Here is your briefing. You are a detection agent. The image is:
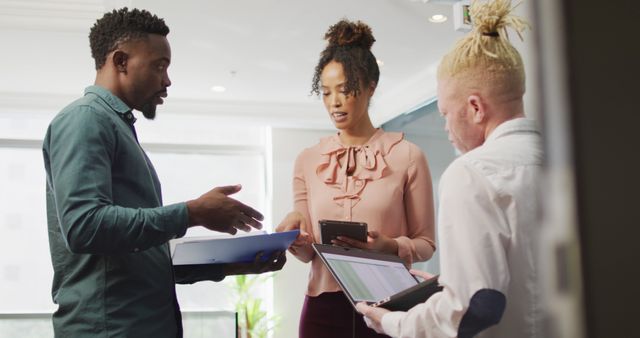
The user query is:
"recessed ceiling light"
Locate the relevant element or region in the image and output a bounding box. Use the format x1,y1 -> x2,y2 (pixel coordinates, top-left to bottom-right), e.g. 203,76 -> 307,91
376,59 -> 385,67
210,85 -> 226,93
429,14 -> 447,23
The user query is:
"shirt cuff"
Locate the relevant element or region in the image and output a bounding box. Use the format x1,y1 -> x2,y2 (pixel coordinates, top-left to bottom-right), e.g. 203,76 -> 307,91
381,311 -> 405,337
163,202 -> 189,239
173,264 -> 226,284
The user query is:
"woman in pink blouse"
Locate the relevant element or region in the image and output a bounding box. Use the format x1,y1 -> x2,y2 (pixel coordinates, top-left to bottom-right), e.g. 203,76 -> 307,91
276,19 -> 436,338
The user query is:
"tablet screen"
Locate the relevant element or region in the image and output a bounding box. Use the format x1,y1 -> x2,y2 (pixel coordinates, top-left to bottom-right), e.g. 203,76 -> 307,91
323,253 -> 418,302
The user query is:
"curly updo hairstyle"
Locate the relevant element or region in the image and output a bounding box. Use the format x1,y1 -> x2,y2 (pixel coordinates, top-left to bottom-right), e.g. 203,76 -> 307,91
89,7 -> 169,70
311,19 -> 380,97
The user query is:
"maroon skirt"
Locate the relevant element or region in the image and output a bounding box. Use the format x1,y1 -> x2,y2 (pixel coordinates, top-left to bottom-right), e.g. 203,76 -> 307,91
299,291 -> 389,338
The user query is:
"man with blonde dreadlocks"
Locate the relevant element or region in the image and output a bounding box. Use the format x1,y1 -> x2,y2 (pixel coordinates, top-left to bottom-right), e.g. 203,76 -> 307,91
357,0 -> 543,337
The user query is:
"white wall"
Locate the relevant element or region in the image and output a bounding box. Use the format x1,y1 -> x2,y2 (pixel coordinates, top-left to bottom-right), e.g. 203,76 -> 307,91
270,127 -> 332,338
381,102 -> 458,275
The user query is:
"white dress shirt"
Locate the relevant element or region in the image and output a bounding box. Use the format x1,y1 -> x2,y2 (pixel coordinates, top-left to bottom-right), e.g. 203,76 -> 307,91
381,118 -> 544,338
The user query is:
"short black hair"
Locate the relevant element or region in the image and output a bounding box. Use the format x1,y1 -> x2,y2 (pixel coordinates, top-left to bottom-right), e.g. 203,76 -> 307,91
311,19 -> 380,97
89,7 -> 169,69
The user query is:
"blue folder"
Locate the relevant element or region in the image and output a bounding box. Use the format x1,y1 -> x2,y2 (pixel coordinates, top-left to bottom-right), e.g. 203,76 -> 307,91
171,230 -> 300,265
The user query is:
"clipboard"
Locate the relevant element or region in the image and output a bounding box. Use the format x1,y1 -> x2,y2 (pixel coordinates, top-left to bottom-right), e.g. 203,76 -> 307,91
171,230 -> 299,265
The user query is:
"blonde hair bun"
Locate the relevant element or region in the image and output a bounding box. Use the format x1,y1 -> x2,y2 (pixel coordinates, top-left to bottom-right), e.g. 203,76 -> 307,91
471,0 -> 528,39
438,0 -> 530,93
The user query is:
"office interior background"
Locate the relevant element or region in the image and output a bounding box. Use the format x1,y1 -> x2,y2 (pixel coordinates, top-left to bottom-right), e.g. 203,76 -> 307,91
0,0 -> 637,337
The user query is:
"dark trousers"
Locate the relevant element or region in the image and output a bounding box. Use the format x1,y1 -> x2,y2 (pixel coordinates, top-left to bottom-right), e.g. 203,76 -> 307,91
299,291 -> 389,338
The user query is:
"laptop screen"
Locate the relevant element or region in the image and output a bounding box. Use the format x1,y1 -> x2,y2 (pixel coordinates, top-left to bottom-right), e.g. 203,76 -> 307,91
323,253 -> 418,302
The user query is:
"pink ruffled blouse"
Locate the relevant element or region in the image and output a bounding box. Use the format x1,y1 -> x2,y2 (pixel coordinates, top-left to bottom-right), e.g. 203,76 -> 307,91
292,129 -> 436,297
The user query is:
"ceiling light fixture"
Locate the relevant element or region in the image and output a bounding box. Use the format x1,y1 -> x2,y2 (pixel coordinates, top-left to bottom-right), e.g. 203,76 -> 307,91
210,85 -> 226,93
428,14 -> 448,23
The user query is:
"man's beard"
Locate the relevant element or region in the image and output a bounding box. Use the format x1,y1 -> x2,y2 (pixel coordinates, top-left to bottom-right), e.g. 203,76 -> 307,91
140,101 -> 156,120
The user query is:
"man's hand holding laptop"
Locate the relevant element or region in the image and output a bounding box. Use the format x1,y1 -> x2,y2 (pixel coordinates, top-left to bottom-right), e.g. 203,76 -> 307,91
356,268 -> 437,334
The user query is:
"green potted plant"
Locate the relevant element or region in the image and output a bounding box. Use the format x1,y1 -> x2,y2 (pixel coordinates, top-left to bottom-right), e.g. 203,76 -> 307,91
230,274 -> 281,338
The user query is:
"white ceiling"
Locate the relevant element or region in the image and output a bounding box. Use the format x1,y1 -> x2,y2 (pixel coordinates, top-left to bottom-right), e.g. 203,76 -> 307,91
0,0 -> 526,129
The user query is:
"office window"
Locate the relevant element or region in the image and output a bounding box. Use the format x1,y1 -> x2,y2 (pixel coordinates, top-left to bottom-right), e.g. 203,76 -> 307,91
146,149 -> 268,310
0,121 -> 270,316
0,146 -> 54,313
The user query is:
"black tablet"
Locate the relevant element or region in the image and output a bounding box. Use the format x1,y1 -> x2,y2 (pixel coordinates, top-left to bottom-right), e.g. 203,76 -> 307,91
319,219 -> 368,245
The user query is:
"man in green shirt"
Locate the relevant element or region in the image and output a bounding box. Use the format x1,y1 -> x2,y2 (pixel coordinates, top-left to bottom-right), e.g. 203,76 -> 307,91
42,7 -> 285,337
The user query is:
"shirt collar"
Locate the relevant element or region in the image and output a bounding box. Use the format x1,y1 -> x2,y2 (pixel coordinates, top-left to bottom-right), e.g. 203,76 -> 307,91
84,85 -> 136,124
485,117 -> 540,144
321,128 -> 403,156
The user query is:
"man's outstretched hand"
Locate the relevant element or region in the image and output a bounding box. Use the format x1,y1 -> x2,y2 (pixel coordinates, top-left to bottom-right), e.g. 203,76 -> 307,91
187,184 -> 263,234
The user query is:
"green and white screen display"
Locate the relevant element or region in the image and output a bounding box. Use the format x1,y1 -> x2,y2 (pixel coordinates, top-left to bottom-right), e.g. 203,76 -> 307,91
324,253 -> 417,302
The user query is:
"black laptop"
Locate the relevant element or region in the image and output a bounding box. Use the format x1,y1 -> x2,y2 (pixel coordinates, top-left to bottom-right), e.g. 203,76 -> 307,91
312,243 -> 443,311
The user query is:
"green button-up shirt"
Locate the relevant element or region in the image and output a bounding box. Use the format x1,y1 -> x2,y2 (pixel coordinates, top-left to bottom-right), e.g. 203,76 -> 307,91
43,86 -> 221,337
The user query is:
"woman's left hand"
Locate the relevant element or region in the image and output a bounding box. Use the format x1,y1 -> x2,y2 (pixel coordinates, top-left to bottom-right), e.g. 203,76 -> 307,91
333,230 -> 398,255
